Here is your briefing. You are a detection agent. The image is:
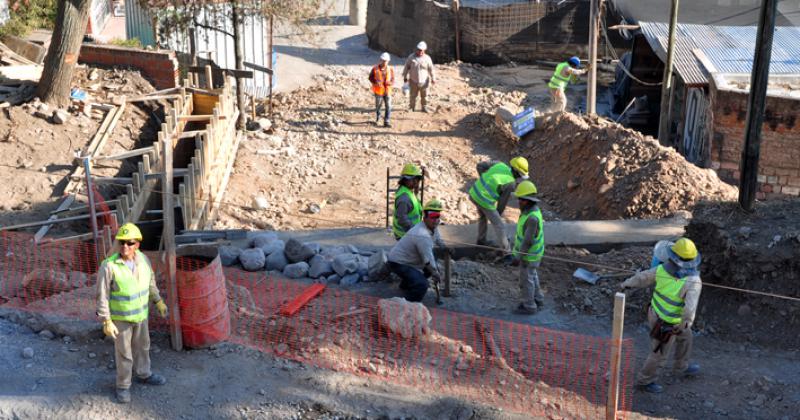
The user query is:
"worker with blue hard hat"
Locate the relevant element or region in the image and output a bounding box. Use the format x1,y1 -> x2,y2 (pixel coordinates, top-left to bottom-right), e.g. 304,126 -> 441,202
548,56 -> 589,113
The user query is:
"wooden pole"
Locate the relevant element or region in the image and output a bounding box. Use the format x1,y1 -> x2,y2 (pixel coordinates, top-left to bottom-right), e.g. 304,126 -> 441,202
188,25 -> 198,87
205,65 -> 214,90
231,1 -> 247,129
657,0 -> 680,143
385,167 -> 390,230
605,292 -> 626,420
453,0 -> 461,61
268,12 -> 274,115
739,0 -> 778,212
586,0 -> 601,115
162,135 -> 183,351
83,158 -> 103,264
443,252 -> 452,297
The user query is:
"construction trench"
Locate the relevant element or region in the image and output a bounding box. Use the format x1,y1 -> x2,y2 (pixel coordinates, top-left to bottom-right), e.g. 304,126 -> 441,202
1,60 -> 799,418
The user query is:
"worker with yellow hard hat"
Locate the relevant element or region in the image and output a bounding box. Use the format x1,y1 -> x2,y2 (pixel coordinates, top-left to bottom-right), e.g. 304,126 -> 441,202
468,156 -> 529,255
96,223 -> 168,403
392,163 -> 423,240
387,199 -> 447,302
511,181 -> 545,315
619,237 -> 703,394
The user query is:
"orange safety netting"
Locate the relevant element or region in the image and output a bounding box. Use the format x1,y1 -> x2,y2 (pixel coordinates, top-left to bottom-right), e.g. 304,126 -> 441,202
0,231 -> 634,418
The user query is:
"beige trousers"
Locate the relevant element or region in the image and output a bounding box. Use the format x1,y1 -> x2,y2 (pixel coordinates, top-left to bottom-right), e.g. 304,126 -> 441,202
113,319 -> 152,390
519,261 -> 544,310
549,88 -> 567,113
471,197 -> 510,252
636,308 -> 693,385
409,82 -> 428,111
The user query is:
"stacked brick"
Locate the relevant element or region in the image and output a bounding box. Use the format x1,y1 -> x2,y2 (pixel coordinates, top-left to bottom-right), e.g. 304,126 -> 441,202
78,44 -> 180,90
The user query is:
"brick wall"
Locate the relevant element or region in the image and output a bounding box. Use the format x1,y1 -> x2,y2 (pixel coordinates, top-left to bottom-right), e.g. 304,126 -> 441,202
79,44 -> 180,90
708,76 -> 800,199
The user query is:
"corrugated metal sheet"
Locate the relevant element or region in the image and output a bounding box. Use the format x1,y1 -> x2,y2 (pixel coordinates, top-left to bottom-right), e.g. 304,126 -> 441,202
125,0 -> 156,47
639,22 -> 800,86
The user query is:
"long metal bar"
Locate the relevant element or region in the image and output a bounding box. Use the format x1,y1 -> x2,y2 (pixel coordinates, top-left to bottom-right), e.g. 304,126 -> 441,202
657,0 -> 680,143
586,0 -> 600,115
739,0 -> 778,211
84,158 -> 103,264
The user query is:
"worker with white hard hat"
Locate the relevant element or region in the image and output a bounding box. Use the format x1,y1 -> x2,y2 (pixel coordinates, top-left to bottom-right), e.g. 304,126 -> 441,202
402,40 -> 436,113
369,52 -> 395,127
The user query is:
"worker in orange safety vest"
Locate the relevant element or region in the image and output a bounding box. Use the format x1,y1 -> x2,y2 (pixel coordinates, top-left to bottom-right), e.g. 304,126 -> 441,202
369,52 -> 395,127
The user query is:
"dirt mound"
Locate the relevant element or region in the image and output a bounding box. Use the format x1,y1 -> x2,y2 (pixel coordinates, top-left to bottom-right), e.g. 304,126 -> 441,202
687,200 -> 800,350
518,113 -> 738,219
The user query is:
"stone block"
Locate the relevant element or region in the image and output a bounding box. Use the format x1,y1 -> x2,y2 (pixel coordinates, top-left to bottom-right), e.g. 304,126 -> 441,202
265,250 -> 288,271
219,246 -> 241,266
377,297 -> 431,339
251,232 -> 279,248
239,249 -> 265,271
340,273 -> 360,286
308,255 -> 334,278
332,253 -> 359,276
283,262 -> 309,279
260,240 -> 285,257
284,238 -> 316,263
367,250 -> 389,281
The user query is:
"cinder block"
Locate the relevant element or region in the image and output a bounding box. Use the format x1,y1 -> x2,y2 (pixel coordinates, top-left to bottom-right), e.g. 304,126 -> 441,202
757,174 -> 766,183
782,186 -> 800,196
760,184 -> 773,193
767,176 -> 778,184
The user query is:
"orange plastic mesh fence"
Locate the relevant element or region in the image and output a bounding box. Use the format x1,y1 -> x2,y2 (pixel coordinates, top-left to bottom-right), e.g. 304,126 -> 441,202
0,231 -> 634,418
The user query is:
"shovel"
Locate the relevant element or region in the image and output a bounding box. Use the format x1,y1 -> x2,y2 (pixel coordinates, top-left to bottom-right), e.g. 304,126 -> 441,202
573,268 -> 630,285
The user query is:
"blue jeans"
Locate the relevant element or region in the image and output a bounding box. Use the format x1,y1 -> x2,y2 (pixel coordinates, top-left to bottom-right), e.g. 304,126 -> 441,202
375,94 -> 391,123
388,261 -> 428,302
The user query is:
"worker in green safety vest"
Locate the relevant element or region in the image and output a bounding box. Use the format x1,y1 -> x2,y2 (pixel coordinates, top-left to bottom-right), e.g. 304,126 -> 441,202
511,180 -> 545,315
96,223 -> 168,404
393,163 -> 423,240
468,156 -> 529,255
619,238 -> 703,394
548,56 -> 588,113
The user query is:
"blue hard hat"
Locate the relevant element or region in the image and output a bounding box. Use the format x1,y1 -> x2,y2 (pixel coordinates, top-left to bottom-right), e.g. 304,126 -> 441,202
568,56 -> 581,67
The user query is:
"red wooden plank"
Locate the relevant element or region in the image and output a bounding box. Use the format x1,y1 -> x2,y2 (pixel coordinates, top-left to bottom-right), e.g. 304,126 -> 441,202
279,284 -> 326,317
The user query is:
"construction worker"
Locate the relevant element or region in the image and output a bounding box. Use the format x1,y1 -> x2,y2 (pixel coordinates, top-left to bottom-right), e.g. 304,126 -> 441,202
468,156 -> 529,253
548,56 -> 588,113
96,223 -> 168,403
387,199 -> 446,302
369,52 -> 395,127
393,163 -> 423,240
619,238 -> 702,393
511,181 -> 545,314
402,41 -> 436,113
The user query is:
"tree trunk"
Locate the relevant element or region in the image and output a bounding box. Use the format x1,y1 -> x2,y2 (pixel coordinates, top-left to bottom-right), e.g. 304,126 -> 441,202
37,0 -> 91,107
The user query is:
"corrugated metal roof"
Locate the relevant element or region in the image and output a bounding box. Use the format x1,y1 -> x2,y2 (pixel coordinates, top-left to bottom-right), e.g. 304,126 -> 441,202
638,22 -> 800,86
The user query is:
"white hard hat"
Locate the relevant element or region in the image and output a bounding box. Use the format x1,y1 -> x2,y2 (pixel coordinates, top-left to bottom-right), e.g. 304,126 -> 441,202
380,52 -> 391,62
416,41 -> 427,50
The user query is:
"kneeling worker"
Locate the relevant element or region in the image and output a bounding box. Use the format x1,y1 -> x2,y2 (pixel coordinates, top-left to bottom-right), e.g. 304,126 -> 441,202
387,199 -> 446,302
96,223 -> 168,403
392,163 -> 423,240
511,180 -> 545,314
619,238 -> 702,393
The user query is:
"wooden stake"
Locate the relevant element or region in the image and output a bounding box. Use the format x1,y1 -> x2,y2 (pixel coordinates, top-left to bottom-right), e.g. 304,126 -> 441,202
162,133 -> 183,351
606,292 -> 626,420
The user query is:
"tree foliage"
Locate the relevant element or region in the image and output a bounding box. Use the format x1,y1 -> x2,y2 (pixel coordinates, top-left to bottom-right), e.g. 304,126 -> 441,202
0,0 -> 58,37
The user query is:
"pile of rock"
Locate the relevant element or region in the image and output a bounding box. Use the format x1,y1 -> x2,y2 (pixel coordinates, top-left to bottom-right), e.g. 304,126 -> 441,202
219,233 -> 389,285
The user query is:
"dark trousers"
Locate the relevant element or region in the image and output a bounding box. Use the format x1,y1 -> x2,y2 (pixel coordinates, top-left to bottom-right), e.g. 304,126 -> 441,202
388,261 -> 428,302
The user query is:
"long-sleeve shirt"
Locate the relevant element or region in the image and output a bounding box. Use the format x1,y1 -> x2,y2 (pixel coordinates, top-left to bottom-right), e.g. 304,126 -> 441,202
476,160 -> 524,215
621,266 -> 702,329
402,53 -> 435,86
388,222 -> 443,275
96,252 -> 162,321
394,193 -> 417,234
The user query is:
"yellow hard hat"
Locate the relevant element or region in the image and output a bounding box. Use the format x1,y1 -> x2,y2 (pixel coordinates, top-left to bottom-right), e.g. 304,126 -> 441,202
115,223 -> 143,241
422,199 -> 443,212
510,156 -> 529,177
671,238 -> 698,260
514,180 -> 538,199
400,163 -> 423,178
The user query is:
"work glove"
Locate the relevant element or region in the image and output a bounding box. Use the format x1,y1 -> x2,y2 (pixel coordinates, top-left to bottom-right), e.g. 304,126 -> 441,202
617,283 -> 630,293
103,319 -> 118,339
155,300 -> 168,318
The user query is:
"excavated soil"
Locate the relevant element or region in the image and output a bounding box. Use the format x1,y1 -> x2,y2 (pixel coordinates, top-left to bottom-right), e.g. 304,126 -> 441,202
518,114 -> 738,220
686,200 -> 800,350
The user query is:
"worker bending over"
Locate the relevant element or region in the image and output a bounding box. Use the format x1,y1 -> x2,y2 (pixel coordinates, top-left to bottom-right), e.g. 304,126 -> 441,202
387,199 -> 446,302
619,238 -> 702,393
96,223 -> 168,404
511,180 -> 545,315
392,163 -> 423,240
468,156 -> 529,254
548,56 -> 588,113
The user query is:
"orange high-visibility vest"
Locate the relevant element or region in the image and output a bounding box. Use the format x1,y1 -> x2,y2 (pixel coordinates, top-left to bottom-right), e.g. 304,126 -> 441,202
370,65 -> 394,96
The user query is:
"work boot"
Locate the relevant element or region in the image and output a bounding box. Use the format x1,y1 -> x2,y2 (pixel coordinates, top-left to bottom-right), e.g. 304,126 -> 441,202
683,363 -> 700,376
513,303 -> 538,315
137,373 -> 167,386
535,299 -> 545,308
375,116 -> 381,126
640,382 -> 663,394
421,106 -> 428,113
384,120 -> 391,128
116,388 -> 131,404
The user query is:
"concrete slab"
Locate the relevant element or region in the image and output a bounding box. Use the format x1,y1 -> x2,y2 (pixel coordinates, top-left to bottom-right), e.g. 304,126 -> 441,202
237,215 -> 689,253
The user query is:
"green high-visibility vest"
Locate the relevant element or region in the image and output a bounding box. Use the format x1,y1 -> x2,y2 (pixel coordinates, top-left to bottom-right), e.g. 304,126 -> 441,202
548,62 -> 572,90
392,185 -> 422,239
651,265 -> 687,324
512,207 -> 544,263
104,251 -> 152,323
468,163 -> 515,210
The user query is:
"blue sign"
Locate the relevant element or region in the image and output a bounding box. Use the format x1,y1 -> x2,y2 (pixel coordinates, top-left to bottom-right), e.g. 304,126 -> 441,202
512,107 -> 535,137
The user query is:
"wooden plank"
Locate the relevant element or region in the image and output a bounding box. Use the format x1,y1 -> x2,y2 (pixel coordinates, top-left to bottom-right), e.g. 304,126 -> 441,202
162,128 -> 183,351
606,293 -> 626,420
188,65 -> 253,79
33,194 -> 76,243
0,211 -> 113,231
178,114 -> 227,122
204,113 -> 242,229
279,284 -> 326,317
64,105 -> 116,194
126,94 -> 181,103
243,61 -> 274,75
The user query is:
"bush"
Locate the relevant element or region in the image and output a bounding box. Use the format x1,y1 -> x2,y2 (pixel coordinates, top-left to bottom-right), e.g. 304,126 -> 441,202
0,0 -> 57,38
108,38 -> 143,48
